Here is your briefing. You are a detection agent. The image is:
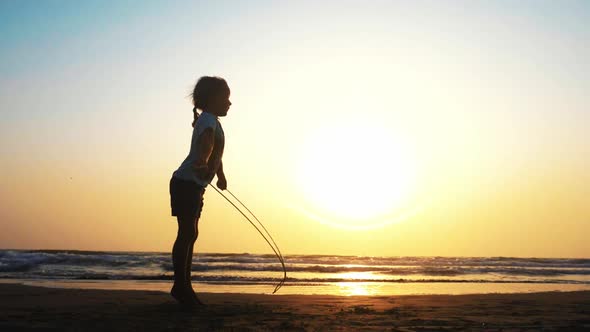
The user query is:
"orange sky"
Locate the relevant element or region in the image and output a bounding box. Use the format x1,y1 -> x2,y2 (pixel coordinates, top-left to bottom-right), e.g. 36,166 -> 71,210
1,1 -> 588,257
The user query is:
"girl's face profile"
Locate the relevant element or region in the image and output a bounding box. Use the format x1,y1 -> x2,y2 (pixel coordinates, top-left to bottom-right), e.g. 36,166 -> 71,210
208,90 -> 231,117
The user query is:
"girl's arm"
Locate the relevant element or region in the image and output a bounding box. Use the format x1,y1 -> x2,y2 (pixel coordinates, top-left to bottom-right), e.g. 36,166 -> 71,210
216,160 -> 227,190
216,161 -> 225,179
192,128 -> 214,177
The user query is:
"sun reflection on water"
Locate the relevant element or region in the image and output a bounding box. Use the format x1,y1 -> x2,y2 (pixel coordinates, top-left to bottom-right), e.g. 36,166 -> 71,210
336,272 -> 381,296
337,282 -> 378,296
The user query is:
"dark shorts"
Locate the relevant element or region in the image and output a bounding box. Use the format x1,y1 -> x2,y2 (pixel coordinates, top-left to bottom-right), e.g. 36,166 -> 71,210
169,176 -> 206,219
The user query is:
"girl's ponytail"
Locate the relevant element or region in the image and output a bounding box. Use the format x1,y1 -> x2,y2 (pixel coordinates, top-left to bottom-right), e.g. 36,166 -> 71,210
191,107 -> 199,127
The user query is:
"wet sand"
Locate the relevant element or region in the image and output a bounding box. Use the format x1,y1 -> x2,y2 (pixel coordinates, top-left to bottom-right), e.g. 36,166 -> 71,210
1,283 -> 589,331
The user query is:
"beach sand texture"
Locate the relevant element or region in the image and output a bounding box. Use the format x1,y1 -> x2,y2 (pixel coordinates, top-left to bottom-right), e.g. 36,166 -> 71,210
1,284 -> 589,331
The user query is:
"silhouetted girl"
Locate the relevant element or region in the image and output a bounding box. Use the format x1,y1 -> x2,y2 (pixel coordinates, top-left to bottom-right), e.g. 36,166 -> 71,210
169,76 -> 231,306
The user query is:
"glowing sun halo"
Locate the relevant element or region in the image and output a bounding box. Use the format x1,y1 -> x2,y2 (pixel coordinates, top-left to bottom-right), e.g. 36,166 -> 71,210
295,122 -> 418,229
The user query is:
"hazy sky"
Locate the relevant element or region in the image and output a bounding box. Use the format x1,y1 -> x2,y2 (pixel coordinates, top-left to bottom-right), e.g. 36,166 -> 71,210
1,0 -> 588,257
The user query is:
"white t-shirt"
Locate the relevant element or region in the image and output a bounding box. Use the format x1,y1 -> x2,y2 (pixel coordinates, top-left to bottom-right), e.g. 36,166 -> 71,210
173,111 -> 225,186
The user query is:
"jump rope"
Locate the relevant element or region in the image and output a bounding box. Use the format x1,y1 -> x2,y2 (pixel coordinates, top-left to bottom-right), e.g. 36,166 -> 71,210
208,185 -> 287,294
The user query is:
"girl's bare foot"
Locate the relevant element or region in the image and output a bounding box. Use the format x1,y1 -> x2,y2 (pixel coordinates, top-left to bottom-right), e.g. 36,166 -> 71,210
171,285 -> 199,307
191,289 -> 205,305
186,283 -> 205,305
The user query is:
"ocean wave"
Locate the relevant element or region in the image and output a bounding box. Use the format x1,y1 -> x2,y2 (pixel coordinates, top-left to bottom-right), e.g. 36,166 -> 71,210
0,250 -> 149,272
1,250 -> 589,281
3,250 -> 589,267
1,272 -> 588,285
152,263 -> 590,277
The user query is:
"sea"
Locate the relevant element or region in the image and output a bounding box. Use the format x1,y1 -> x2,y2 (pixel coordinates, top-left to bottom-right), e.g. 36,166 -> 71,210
1,250 -> 589,296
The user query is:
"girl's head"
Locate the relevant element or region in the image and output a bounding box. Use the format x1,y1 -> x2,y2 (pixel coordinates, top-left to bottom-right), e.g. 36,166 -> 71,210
191,76 -> 231,127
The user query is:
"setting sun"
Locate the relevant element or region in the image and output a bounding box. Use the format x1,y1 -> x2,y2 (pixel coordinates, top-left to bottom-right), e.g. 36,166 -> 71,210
294,121 -> 419,229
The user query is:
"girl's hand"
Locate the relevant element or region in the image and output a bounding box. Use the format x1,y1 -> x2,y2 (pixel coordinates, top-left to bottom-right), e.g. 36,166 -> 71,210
216,175 -> 227,190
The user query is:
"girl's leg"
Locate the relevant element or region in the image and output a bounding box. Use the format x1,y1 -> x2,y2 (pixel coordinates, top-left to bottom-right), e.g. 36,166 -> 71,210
184,188 -> 205,303
185,217 -> 199,284
171,215 -> 197,305
185,217 -> 204,304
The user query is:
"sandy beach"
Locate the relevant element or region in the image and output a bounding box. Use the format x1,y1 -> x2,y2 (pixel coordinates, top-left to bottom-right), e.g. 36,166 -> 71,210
0,283 -> 588,331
